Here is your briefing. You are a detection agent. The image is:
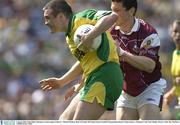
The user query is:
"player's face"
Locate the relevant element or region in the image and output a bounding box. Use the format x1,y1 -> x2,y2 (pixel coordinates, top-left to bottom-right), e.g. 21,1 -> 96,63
171,22 -> 180,45
43,9 -> 61,33
111,2 -> 131,26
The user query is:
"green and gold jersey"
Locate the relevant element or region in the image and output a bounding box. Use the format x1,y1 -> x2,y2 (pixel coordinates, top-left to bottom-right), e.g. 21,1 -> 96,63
65,9 -> 119,76
171,50 -> 180,101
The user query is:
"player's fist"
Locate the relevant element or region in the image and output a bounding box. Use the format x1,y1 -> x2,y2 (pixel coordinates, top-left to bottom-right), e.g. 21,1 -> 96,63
39,77 -> 64,91
64,86 -> 75,101
117,46 -> 126,56
164,91 -> 175,105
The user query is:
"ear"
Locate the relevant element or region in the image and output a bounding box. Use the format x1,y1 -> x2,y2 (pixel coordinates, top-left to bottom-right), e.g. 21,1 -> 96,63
57,13 -> 66,20
128,8 -> 135,16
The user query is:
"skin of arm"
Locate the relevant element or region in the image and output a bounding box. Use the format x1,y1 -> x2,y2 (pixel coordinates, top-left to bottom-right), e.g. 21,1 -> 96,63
78,12 -> 118,48
64,74 -> 85,100
40,61 -> 83,90
164,86 -> 176,105
122,52 -> 156,73
60,61 -> 83,85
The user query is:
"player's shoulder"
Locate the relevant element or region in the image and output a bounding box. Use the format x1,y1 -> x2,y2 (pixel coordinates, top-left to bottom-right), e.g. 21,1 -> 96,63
138,19 -> 157,35
75,9 -> 97,17
138,19 -> 161,48
75,9 -> 111,20
173,50 -> 179,57
77,9 -> 111,14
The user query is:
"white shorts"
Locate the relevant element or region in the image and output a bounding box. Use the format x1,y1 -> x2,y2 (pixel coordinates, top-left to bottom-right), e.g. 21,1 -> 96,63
116,78 -> 167,109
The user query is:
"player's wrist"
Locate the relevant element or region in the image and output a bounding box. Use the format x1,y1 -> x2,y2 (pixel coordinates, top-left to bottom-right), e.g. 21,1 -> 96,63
56,78 -> 66,88
77,42 -> 89,52
117,47 -> 124,56
74,84 -> 80,92
117,47 -> 131,57
85,32 -> 94,40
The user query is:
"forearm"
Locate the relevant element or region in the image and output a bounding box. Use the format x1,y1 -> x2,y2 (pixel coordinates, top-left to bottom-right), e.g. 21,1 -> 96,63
86,12 -> 118,39
164,87 -> 176,105
60,61 -> 83,85
74,74 -> 85,92
122,52 -> 156,73
169,86 -> 176,96
74,82 -> 85,92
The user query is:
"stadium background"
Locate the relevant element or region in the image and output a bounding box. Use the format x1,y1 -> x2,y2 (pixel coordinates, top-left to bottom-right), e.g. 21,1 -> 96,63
0,0 -> 179,120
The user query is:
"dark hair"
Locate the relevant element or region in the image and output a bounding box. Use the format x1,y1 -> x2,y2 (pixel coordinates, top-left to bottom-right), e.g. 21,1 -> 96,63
112,0 -> 137,16
43,0 -> 73,18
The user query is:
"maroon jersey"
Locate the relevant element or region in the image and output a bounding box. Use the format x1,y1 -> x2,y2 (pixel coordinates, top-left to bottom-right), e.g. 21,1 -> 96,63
110,18 -> 162,96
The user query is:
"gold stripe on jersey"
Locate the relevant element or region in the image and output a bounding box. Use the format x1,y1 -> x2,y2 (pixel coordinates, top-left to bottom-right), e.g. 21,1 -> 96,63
171,50 -> 180,77
171,50 -> 180,99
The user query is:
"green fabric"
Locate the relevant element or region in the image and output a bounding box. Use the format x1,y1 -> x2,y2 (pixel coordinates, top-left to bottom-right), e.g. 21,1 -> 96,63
65,15 -> 73,37
75,9 -> 111,20
65,9 -> 111,37
176,112 -> 180,120
175,50 -> 180,55
97,33 -> 110,62
80,62 -> 123,110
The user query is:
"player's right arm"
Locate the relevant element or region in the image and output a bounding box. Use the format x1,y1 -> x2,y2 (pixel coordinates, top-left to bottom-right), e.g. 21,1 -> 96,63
117,33 -> 160,73
40,61 -> 83,91
120,51 -> 156,73
79,12 -> 118,48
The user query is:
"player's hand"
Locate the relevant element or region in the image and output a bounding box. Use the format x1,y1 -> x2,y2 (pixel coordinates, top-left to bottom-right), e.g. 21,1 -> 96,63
77,34 -> 93,49
117,46 -> 126,56
76,34 -> 89,52
64,86 -> 75,101
164,92 -> 174,105
39,77 -> 64,91
80,34 -> 93,48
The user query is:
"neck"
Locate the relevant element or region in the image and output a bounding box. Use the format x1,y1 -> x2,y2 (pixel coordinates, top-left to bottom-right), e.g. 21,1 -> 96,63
120,17 -> 135,33
64,18 -> 69,32
60,17 -> 70,33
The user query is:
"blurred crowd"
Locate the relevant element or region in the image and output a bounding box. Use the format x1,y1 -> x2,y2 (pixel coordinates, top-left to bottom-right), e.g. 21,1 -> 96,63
0,0 -> 179,120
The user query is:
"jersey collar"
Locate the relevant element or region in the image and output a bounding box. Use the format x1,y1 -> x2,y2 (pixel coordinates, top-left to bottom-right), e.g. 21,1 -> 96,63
65,15 -> 73,37
115,18 -> 139,35
176,49 -> 180,55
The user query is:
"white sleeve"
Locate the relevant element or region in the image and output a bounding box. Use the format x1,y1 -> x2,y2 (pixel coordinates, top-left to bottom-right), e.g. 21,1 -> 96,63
140,34 -> 160,49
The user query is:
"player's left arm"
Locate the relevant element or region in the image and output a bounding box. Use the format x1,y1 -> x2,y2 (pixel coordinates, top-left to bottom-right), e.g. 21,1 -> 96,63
164,86 -> 176,105
40,61 -> 83,91
80,12 -> 118,47
119,33 -> 160,73
64,74 -> 85,101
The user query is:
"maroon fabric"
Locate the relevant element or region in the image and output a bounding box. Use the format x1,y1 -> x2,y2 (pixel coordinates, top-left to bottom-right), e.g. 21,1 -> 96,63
159,95 -> 163,111
110,19 -> 162,96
